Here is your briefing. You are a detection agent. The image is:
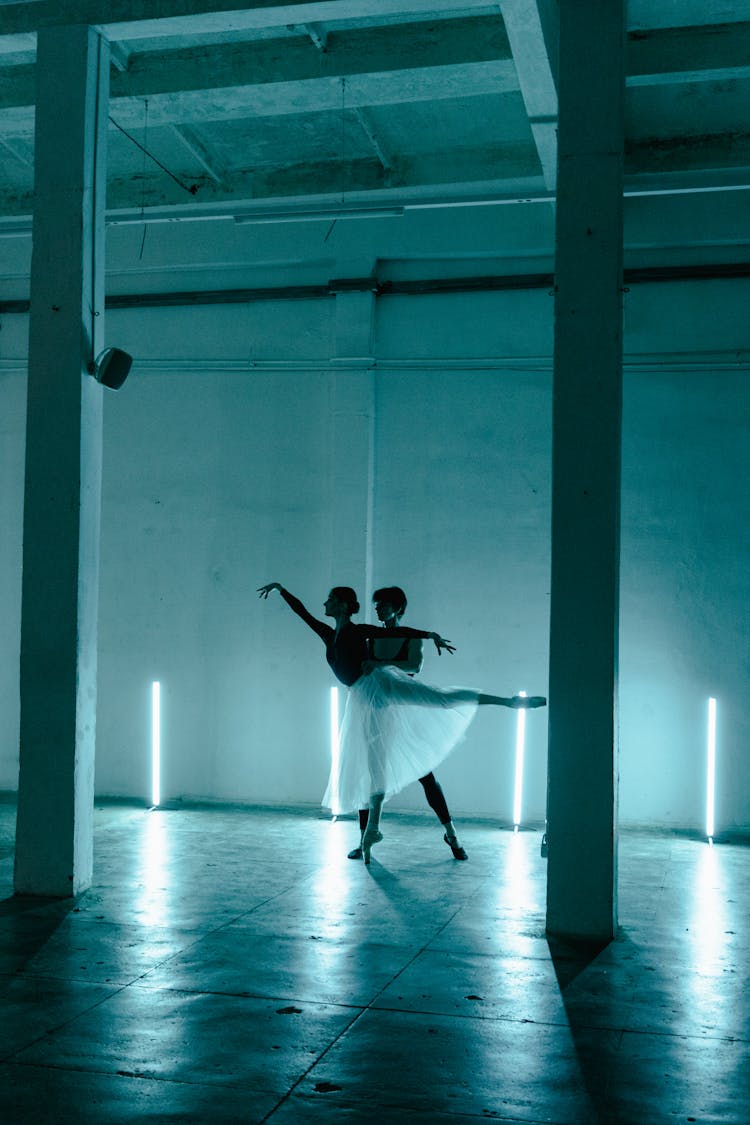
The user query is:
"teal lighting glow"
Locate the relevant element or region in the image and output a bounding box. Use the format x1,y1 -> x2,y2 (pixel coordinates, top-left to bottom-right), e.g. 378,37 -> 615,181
151,681 -> 161,808
513,691 -> 527,830
329,686 -> 341,817
706,697 -> 717,842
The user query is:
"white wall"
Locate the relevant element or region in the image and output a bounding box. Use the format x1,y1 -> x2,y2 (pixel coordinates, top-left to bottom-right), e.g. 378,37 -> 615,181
1,276 -> 748,832
618,280 -> 750,832
370,362 -> 551,819
620,368 -> 750,830
97,358 -> 336,806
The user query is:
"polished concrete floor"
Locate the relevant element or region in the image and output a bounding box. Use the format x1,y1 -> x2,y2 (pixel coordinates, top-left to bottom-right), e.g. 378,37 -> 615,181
0,800 -> 748,1124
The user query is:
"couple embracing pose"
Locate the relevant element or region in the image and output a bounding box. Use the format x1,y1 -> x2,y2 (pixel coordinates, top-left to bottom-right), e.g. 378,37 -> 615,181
258,581 -> 545,864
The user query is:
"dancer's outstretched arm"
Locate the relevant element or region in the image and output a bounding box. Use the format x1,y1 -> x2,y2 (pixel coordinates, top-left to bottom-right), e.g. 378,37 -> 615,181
363,623 -> 455,656
257,582 -> 332,642
259,583 -> 453,655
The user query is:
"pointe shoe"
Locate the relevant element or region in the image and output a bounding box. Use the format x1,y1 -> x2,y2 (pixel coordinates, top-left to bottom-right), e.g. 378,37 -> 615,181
362,828 -> 383,865
347,845 -> 363,860
512,695 -> 546,708
444,833 -> 468,860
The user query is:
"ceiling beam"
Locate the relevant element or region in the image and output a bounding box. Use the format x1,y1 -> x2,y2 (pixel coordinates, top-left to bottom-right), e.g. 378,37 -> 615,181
627,0 -> 750,32
109,40 -> 132,72
0,31 -> 35,63
100,140 -> 750,215
0,0 -> 502,40
501,0 -> 557,190
0,58 -> 519,135
169,124 -> 227,184
302,23 -> 327,53
0,134 -> 31,169
626,132 -> 750,176
0,14 -> 510,99
104,140 -> 542,210
0,14 -> 514,134
627,21 -> 750,83
627,65 -> 750,89
353,107 -> 392,173
113,14 -> 509,94
1,138 -> 543,216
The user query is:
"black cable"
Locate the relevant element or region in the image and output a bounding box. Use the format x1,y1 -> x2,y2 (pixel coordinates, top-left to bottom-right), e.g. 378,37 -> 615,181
109,114 -> 199,196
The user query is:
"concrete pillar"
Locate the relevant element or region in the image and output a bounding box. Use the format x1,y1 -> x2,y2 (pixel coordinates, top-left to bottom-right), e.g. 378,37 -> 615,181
14,26 -> 109,897
545,1 -> 625,940
328,287 -> 376,611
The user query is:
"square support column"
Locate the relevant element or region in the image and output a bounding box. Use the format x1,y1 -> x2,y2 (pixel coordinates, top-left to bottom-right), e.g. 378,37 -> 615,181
545,1 -> 625,941
14,26 -> 109,897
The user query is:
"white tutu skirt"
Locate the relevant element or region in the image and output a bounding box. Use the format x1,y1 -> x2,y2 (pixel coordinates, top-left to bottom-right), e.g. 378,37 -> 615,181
322,666 -> 480,815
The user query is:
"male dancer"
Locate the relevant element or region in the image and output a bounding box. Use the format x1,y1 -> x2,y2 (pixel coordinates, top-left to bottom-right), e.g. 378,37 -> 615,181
347,585 -> 470,861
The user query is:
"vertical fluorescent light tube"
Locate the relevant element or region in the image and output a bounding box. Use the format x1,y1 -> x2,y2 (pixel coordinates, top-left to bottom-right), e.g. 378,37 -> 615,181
513,691 -> 527,831
329,686 -> 340,818
706,697 -> 717,842
151,681 -> 161,808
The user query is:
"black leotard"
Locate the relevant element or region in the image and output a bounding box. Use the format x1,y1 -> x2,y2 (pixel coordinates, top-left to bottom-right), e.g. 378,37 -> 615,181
279,588 -> 431,687
370,633 -> 412,663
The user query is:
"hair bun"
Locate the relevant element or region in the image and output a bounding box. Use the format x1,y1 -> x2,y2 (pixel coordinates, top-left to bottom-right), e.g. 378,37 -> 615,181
331,586 -> 360,615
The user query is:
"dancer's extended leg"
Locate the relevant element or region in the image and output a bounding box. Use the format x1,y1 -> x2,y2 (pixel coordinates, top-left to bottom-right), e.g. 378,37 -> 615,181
477,693 -> 547,707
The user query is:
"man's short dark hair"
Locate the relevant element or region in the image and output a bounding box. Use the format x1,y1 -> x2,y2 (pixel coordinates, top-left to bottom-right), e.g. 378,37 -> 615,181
373,586 -> 407,617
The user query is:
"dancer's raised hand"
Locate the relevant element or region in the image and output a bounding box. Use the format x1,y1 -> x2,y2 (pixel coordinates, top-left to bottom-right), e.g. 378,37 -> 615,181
258,582 -> 282,599
430,633 -> 456,655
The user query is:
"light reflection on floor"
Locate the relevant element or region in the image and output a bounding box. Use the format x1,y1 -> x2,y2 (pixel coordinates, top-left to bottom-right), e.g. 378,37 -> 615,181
1,805 -> 748,1123
688,843 -> 727,977
136,809 -> 170,928
495,828 -> 540,917
682,841 -> 737,1037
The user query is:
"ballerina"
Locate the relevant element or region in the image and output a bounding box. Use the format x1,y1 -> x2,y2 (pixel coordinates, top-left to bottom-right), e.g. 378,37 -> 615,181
346,585 -> 471,862
258,582 -> 545,863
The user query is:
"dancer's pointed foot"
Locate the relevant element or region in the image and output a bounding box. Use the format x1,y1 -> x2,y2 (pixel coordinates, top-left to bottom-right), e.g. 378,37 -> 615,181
347,845 -> 363,860
362,828 -> 383,865
511,695 -> 546,708
444,833 -> 468,860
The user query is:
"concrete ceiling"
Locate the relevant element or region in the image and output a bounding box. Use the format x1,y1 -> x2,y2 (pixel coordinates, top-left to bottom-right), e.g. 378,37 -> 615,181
0,0 -> 749,308
1,0 -> 750,226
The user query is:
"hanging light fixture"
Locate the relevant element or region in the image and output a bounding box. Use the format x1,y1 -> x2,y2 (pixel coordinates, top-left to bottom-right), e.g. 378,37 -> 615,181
88,346 -> 133,390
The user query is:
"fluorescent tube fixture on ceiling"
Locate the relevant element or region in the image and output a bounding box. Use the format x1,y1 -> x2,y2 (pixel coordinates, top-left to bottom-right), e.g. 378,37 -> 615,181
234,204 -> 405,225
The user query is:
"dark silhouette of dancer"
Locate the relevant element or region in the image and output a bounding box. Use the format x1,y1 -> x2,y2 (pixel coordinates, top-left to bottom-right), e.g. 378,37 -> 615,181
347,586 -> 470,861
258,582 -> 545,863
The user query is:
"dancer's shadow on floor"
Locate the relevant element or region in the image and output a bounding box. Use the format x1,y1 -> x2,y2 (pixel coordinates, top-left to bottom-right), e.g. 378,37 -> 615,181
363,857 -> 403,892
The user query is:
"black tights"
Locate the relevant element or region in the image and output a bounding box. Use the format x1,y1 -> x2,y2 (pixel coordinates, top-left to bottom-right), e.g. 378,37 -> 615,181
357,772 -> 451,831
